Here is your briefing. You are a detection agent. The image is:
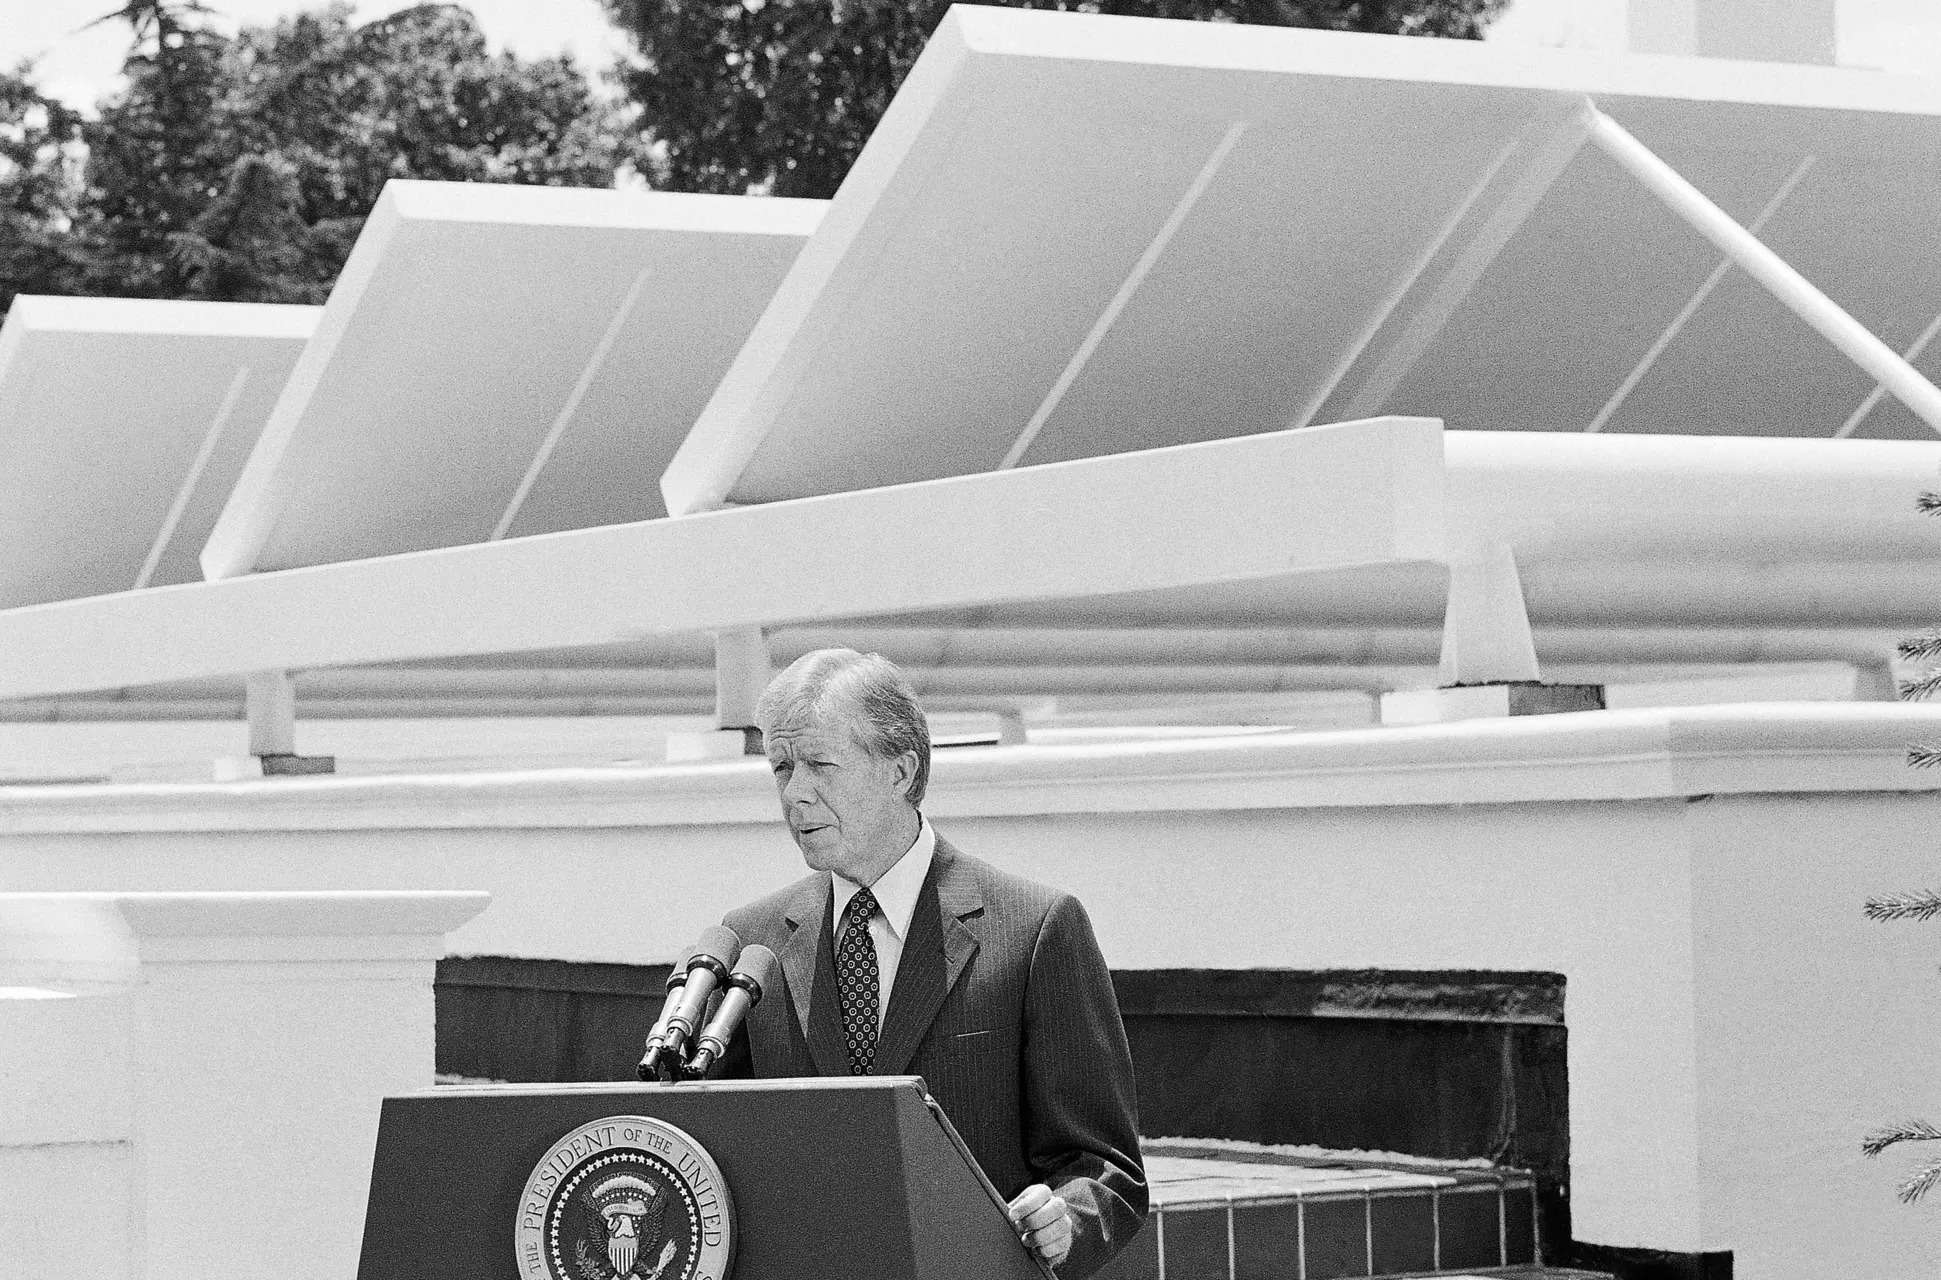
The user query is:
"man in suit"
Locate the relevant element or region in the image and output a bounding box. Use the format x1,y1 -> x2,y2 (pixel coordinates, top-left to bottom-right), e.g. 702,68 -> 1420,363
719,648 -> 1146,1279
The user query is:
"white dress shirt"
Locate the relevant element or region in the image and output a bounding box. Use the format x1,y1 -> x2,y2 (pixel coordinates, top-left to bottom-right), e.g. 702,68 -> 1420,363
831,817 -> 936,1032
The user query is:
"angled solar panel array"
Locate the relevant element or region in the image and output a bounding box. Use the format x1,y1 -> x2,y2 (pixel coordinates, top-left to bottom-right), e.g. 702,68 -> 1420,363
5,7 -> 1941,706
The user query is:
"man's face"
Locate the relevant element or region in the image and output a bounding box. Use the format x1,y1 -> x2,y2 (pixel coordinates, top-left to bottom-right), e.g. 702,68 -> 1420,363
764,710 -> 916,885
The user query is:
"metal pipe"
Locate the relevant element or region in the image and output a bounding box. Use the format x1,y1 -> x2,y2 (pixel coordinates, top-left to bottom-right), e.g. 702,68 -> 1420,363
1587,109 -> 1941,437
0,644 -> 1901,723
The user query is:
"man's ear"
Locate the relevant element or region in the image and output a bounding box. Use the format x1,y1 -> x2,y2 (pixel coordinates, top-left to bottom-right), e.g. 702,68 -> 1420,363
891,750 -> 919,798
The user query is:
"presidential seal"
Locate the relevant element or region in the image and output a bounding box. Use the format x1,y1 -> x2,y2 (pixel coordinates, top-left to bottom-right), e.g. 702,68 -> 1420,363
516,1115 -> 734,1280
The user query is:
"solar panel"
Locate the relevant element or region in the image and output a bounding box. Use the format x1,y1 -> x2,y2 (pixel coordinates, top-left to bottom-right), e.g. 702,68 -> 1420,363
1366,116 -> 1941,441
660,6 -> 1941,516
201,181 -> 821,579
0,295 -> 315,608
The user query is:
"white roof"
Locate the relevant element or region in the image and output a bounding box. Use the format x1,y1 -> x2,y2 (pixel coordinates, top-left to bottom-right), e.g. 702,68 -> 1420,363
200,181 -> 822,579
0,295 -> 315,608
661,5 -> 1941,516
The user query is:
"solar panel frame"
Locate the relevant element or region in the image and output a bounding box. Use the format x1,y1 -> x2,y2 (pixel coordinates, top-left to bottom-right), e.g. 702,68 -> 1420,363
0,295 -> 316,609
199,180 -> 823,579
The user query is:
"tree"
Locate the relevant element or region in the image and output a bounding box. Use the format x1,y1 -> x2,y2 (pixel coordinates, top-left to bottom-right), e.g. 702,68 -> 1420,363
78,1 -> 236,300
601,0 -> 1510,199
1,1 -> 628,318
168,151 -> 328,302
0,67 -> 92,311
215,4 -> 627,233
156,2 -> 628,302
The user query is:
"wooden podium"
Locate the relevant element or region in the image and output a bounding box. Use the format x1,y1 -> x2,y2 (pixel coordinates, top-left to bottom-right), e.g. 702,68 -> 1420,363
356,1076 -> 1050,1280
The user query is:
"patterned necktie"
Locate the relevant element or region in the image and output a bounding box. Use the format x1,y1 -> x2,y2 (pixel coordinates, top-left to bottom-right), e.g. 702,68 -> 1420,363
836,886 -> 881,1075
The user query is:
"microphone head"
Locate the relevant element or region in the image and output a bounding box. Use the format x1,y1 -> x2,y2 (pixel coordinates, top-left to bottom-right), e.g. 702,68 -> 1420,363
690,924 -> 742,971
732,944 -> 778,1003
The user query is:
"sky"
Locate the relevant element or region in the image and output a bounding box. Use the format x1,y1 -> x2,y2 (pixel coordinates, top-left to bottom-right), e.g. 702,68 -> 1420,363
0,0 -> 1938,112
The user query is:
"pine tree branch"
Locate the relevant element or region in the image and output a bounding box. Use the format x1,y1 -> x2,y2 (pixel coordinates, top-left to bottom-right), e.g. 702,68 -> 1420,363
1900,634 -> 1941,663
1900,671 -> 1941,703
1863,1119 -> 1941,1157
163,228 -> 218,270
1920,490 -> 1941,516
1900,1158 -> 1941,1204
1909,745 -> 1941,770
1864,893 -> 1941,923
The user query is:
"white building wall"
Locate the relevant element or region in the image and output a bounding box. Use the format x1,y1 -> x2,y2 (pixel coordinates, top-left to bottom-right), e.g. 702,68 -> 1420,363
1685,793 -> 1941,1276
1494,0 -> 1839,65
2,706 -> 1938,1275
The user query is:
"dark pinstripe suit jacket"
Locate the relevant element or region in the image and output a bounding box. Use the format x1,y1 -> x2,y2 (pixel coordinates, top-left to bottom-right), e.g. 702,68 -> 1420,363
719,835 -> 1147,1279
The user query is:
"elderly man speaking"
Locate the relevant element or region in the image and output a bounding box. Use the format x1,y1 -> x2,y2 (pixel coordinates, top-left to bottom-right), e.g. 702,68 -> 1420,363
716,648 -> 1146,1278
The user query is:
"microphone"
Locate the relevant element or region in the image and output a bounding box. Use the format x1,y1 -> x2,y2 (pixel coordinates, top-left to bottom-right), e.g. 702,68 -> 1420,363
635,959 -> 691,1082
652,925 -> 741,1077
684,944 -> 777,1078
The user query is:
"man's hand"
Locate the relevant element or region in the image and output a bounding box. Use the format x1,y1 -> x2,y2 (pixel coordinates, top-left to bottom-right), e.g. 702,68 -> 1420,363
1007,1182 -> 1074,1270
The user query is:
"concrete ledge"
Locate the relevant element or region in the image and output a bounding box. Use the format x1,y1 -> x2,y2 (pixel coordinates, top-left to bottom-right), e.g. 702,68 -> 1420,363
0,889 -> 491,1280
0,703 -> 1937,834
0,890 -> 489,969
112,888 -> 490,949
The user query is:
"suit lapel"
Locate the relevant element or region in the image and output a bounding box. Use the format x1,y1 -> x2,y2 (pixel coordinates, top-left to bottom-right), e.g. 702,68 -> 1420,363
778,874 -> 850,1078
874,837 -> 983,1077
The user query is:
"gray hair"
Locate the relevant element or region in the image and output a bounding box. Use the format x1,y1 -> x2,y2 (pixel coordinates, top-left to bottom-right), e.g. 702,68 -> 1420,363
756,649 -> 931,808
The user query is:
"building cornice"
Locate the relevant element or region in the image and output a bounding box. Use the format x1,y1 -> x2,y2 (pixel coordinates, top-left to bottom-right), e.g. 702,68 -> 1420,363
2,703 -> 1936,836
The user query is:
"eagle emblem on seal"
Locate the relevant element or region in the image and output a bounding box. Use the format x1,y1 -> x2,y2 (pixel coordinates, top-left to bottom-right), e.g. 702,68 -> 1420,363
579,1174 -> 677,1280
516,1116 -> 735,1280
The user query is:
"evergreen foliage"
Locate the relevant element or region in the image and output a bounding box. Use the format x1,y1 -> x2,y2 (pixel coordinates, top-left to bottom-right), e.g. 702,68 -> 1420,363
1867,480 -> 1941,1204
1904,483 -> 1941,715
1864,890 -> 1941,923
0,1 -> 626,318
0,67 -> 90,301
1864,1114 -> 1941,1202
601,0 -> 1510,198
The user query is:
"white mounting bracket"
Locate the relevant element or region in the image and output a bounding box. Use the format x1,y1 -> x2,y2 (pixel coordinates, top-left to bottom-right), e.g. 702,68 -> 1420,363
245,668 -> 297,756
238,669 -> 333,776
713,627 -> 771,732
664,628 -> 771,761
1382,543 -> 1602,724
1438,542 -> 1541,686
